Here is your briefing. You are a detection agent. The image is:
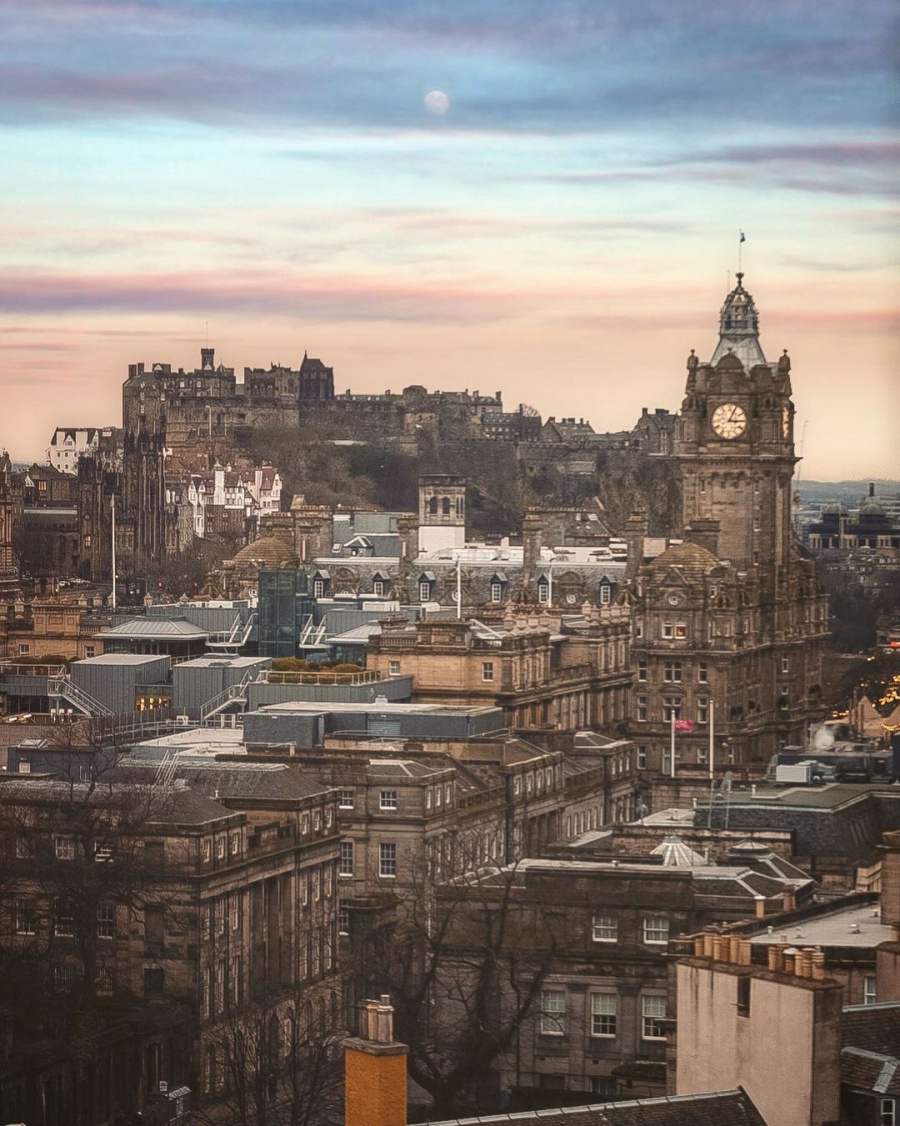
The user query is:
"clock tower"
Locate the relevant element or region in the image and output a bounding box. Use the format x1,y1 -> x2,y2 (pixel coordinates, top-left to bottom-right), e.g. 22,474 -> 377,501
627,273 -> 828,772
675,273 -> 796,568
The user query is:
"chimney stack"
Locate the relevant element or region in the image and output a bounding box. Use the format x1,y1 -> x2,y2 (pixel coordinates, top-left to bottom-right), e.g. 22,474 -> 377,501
684,518 -> 720,558
344,996 -> 408,1126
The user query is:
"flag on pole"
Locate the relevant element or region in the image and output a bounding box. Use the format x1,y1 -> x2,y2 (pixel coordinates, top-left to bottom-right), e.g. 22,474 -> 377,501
674,719 -> 693,733
739,231 -> 745,243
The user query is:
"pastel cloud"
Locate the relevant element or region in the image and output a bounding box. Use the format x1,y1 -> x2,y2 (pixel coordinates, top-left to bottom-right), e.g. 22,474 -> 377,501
1,0 -> 893,133
0,0 -> 895,479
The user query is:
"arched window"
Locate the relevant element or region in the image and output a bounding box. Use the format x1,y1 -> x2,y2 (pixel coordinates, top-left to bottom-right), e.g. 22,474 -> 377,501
428,496 -> 438,516
442,496 -> 451,516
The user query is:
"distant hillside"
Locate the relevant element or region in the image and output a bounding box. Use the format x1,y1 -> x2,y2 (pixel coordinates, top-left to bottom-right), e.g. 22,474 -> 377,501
795,480 -> 900,506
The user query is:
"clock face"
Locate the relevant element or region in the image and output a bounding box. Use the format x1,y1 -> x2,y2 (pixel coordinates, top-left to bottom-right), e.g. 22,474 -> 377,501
667,593 -> 681,607
711,402 -> 747,439
781,405 -> 790,438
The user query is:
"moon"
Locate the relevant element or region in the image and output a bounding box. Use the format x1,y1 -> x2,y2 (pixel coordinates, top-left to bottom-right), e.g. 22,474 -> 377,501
424,90 -> 450,116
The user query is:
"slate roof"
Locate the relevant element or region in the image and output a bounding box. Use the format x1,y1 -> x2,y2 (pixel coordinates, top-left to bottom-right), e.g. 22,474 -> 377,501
147,787 -> 236,827
327,623 -> 384,644
842,1002 -> 900,1057
842,1047 -> 900,1096
97,617 -> 208,640
176,763 -> 327,802
427,1087 -> 766,1125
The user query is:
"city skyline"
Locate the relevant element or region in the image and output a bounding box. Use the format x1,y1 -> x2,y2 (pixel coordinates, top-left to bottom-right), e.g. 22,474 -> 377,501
1,0 -> 896,479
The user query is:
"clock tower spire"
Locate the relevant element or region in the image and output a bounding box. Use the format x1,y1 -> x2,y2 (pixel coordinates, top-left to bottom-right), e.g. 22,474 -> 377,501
675,275 -> 796,567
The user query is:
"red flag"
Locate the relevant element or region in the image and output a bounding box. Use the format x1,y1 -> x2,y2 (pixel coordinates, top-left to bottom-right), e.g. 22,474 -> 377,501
674,719 -> 693,733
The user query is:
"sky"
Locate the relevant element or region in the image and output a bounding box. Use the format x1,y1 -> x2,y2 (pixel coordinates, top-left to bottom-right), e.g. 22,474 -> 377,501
1,0 -> 897,481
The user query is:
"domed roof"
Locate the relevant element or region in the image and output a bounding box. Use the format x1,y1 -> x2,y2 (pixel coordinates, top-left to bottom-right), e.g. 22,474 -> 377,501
229,531 -> 299,570
859,500 -> 887,518
647,540 -> 720,575
822,503 -> 849,517
710,272 -> 768,370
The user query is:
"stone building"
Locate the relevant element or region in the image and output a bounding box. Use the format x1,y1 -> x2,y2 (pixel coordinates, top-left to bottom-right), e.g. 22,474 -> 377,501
48,427 -> 121,477
0,452 -> 23,604
122,347 -> 512,459
627,274 -> 830,771
806,485 -> 900,552
430,859 -> 697,1104
1,597 -> 105,662
368,611 -> 632,733
0,761 -> 343,1124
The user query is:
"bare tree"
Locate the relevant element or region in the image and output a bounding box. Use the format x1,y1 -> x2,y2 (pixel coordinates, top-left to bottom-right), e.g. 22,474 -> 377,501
0,724 -> 179,1078
353,852 -> 557,1119
193,997 -> 344,1126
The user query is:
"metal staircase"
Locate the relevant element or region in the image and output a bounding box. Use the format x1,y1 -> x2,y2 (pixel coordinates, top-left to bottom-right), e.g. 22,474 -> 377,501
207,611 -> 258,652
298,614 -> 327,649
198,670 -> 264,726
48,673 -> 115,719
153,749 -> 179,789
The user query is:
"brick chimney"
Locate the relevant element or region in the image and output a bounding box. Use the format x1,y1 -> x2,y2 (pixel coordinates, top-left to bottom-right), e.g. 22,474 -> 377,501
344,996 -> 407,1126
522,511 -> 544,586
624,508 -> 649,580
880,829 -> 900,931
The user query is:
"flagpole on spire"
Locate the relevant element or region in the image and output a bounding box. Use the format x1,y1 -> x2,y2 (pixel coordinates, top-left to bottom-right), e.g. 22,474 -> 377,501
738,230 -> 745,274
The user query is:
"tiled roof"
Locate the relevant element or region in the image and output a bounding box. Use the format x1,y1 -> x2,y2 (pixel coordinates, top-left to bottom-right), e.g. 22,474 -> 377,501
229,533 -> 299,569
428,1088 -> 766,1126
646,541 -> 720,575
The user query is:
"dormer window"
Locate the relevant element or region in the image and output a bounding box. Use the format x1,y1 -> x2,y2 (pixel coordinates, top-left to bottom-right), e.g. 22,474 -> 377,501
537,580 -> 549,604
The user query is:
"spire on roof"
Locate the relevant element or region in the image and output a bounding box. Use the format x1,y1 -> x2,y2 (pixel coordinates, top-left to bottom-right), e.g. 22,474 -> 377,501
709,272 -> 767,369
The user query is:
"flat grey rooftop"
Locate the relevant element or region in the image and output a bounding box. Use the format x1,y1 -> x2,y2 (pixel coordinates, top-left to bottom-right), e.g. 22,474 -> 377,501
719,783 -> 900,810
130,728 -> 246,756
634,807 -> 696,826
256,700 -> 501,717
750,903 -> 893,949
74,653 -> 169,666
